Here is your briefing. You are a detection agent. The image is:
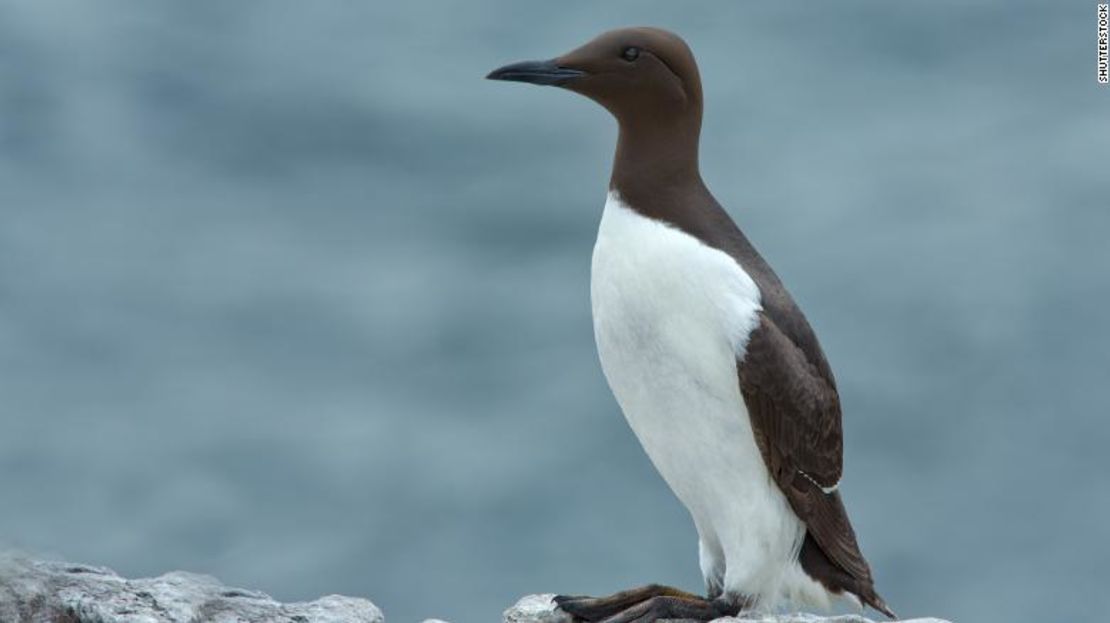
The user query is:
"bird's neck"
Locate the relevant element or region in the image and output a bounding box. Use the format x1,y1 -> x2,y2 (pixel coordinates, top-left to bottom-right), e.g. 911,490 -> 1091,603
610,115 -> 706,218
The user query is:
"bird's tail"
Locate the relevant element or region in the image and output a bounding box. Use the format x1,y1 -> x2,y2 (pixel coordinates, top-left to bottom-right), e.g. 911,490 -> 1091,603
859,587 -> 896,620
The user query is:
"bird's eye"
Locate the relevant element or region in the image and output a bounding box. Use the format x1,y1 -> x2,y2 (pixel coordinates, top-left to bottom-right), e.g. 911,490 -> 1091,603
621,47 -> 640,62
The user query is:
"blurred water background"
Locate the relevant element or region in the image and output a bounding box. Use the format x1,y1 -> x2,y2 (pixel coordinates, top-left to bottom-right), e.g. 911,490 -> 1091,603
1,1 -> 1107,622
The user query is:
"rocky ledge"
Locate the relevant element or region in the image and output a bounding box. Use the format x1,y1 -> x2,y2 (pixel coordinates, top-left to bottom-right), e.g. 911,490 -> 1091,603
0,557 -> 950,623
0,558 -> 382,623
503,594 -> 951,623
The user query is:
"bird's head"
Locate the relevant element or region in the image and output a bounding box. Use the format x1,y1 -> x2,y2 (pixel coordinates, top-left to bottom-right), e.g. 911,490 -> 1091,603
486,27 -> 703,128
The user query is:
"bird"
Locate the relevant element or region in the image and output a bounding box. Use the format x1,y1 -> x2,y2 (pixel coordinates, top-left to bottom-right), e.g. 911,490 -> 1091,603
487,27 -> 894,623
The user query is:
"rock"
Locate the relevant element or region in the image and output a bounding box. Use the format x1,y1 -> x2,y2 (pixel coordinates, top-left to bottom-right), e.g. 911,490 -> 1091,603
0,557 -> 384,623
501,594 -> 953,623
0,557 -> 950,623
504,594 -> 573,623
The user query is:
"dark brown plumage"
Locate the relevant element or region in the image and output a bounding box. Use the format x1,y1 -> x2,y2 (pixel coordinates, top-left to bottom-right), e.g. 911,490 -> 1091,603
489,26 -> 893,622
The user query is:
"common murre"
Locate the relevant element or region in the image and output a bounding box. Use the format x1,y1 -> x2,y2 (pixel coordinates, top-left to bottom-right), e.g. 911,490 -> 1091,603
487,27 -> 894,623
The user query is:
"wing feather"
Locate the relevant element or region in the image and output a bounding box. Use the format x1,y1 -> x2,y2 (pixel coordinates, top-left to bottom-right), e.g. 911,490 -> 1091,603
737,312 -> 874,584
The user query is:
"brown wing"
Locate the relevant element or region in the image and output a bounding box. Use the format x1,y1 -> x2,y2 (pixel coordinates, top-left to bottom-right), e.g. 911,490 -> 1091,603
736,311 -> 877,589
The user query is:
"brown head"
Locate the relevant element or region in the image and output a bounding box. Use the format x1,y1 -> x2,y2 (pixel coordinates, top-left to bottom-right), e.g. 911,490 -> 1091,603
487,28 -> 706,195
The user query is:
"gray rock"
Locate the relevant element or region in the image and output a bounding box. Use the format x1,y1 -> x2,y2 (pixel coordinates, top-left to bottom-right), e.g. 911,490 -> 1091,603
0,558 -> 951,623
0,557 -> 384,623
503,595 -> 573,623
501,594 -> 953,623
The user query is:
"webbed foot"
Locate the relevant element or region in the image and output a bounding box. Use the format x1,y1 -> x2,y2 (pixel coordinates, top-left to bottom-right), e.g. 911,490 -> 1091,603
553,585 -> 747,623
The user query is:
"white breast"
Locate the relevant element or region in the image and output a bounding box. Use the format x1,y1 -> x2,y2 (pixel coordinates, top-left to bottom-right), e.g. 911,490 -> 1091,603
590,192 -> 823,610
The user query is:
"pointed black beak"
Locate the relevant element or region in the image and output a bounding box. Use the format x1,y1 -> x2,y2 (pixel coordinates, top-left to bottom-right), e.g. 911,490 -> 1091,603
485,59 -> 586,86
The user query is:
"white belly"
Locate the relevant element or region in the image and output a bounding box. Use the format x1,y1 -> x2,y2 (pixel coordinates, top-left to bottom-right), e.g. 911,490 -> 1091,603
590,192 -> 825,609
